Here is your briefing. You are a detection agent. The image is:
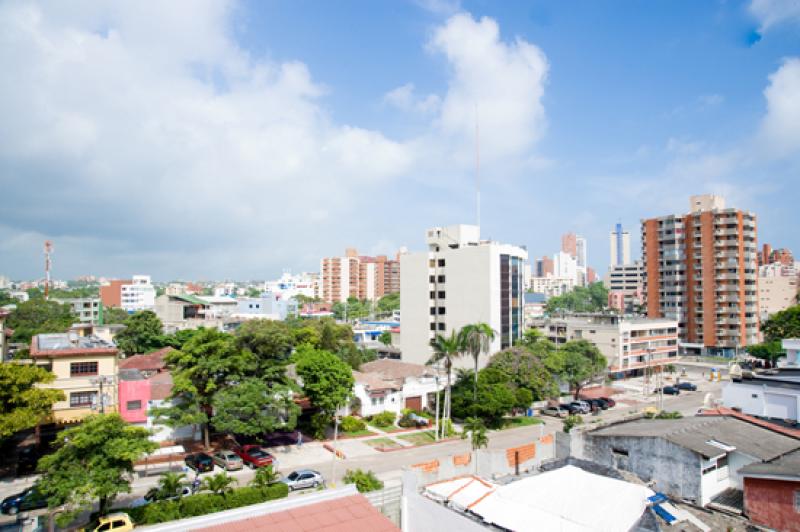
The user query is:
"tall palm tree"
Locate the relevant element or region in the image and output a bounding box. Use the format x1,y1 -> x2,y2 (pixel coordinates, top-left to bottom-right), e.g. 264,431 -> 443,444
461,323 -> 496,407
427,331 -> 463,433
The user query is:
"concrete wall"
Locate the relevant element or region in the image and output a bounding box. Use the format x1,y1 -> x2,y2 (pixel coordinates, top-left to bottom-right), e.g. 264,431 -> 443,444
744,477 -> 800,532
722,380 -> 800,422
401,470 -> 487,532
119,379 -> 150,423
583,434 -> 702,502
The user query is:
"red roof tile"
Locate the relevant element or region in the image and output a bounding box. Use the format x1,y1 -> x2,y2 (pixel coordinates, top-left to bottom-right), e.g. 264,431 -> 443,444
196,495 -> 398,532
119,347 -> 174,371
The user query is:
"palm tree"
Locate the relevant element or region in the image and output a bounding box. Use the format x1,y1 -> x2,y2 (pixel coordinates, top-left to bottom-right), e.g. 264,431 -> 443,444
464,417 -> 488,451
250,465 -> 279,489
201,472 -> 237,495
427,331 -> 464,433
152,471 -> 186,500
461,323 -> 496,408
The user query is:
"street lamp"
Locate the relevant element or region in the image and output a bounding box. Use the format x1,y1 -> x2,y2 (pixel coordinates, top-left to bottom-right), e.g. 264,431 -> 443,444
90,375 -> 114,414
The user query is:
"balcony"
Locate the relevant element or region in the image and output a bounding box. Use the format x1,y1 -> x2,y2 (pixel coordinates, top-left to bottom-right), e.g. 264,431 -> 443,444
715,284 -> 739,292
715,250 -> 739,259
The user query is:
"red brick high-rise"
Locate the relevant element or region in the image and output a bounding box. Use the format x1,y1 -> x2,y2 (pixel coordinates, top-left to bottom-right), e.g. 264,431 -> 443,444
641,195 -> 759,355
320,249 -> 400,303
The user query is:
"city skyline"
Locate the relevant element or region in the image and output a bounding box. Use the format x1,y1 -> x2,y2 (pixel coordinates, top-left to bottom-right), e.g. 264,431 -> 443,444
1,0 -> 799,280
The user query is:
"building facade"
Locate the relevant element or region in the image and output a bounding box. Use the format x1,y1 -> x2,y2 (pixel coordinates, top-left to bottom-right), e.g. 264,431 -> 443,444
610,223 -> 632,267
100,275 -> 156,312
400,225 -> 527,368
641,195 -> 759,356
604,262 -> 644,313
320,249 -> 400,303
535,314 -> 678,374
30,333 -> 119,423
55,297 -> 102,324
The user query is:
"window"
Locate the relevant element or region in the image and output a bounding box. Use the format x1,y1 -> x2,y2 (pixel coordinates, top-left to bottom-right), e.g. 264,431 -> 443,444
70,362 -> 98,377
430,291 -> 435,299
126,400 -> 142,411
70,391 -> 97,407
429,275 -> 435,283
430,323 -> 436,331
437,322 -> 445,331
430,307 -> 436,316
438,259 -> 445,267
612,448 -> 629,456
438,307 -> 446,315
437,275 -> 445,283
438,291 -> 445,299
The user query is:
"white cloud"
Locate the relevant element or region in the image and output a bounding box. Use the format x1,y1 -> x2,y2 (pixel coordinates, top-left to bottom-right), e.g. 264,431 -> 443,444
759,57 -> 800,157
749,0 -> 800,33
0,3 -> 552,279
383,83 -> 441,113
429,13 -> 549,163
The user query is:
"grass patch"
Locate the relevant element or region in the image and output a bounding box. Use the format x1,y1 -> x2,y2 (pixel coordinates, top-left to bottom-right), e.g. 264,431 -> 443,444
500,416 -> 544,430
398,431 -> 437,446
364,437 -> 402,450
340,429 -> 375,438
369,424 -> 405,433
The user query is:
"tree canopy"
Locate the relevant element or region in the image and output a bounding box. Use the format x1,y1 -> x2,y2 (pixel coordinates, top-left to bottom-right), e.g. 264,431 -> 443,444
559,339 -> 608,398
211,378 -> 299,436
761,305 -> 800,342
544,282 -> 608,314
376,293 -> 400,315
114,310 -> 167,355
100,306 -> 130,325
294,345 -> 354,415
0,364 -> 65,439
450,367 -> 516,428
37,414 -> 157,525
747,340 -> 784,363
6,298 -> 77,343
487,346 -> 560,401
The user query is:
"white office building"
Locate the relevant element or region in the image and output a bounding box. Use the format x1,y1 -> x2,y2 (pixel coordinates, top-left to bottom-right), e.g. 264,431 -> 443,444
120,275 -> 156,312
400,225 -> 527,369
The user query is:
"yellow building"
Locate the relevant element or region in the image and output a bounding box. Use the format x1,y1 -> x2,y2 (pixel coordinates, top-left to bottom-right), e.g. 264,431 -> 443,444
30,333 -> 120,423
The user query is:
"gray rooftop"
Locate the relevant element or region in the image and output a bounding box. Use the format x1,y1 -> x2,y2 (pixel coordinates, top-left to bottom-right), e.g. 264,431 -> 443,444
35,333 -> 115,350
590,416 -> 800,460
739,448 -> 800,479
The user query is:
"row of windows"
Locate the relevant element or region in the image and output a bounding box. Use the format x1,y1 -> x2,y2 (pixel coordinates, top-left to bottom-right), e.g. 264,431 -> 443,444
429,291 -> 446,299
429,307 -> 446,315
429,322 -> 446,331
70,362 -> 98,377
428,259 -> 446,267
70,391 -> 97,407
428,275 -> 446,283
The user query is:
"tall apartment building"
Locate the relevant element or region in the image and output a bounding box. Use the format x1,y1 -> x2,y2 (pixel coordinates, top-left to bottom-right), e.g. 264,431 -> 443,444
641,195 -> 759,356
400,225 -> 527,368
320,249 -> 400,303
100,275 -> 155,312
610,223 -> 632,267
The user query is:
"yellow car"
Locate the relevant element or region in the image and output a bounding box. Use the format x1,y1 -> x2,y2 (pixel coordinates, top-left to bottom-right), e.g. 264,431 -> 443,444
80,513 -> 134,531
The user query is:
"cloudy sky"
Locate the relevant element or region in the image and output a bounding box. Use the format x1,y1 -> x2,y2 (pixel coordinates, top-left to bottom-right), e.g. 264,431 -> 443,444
1,0 -> 799,281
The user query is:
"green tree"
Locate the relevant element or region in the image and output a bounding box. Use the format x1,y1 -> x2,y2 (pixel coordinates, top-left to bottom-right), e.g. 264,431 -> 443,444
450,368 -> 516,428
37,414 -> 157,524
114,311 -> 167,355
761,305 -> 800,341
747,340 -> 784,363
427,331 -> 464,430
0,364 -> 65,439
147,472 -> 187,501
342,469 -> 383,493
545,282 -> 608,314
156,329 -> 255,447
464,417 -> 488,450
563,414 -> 583,433
247,287 -> 262,297
376,293 -> 400,315
560,340 -> 608,399
295,346 -> 354,436
461,323 -> 497,409
100,306 -> 130,325
211,378 -> 299,436
201,472 -> 237,495
487,346 -> 559,401
336,344 -> 376,370
6,299 -> 77,343
378,330 -> 392,346
235,319 -> 294,381
291,326 -> 321,348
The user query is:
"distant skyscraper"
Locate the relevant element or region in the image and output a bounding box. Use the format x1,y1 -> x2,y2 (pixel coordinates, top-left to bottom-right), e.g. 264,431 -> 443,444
609,223 -> 631,267
576,236 -> 587,268
561,233 -> 577,258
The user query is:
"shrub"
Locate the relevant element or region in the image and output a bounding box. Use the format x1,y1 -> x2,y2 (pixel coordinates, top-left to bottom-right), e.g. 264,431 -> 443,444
225,486 -> 265,508
343,469 -> 383,493
264,482 -> 289,500
310,411 -> 330,439
340,415 -> 366,433
370,411 -> 396,427
655,410 -> 683,420
137,500 -> 181,525
180,493 -> 225,517
563,415 -> 583,433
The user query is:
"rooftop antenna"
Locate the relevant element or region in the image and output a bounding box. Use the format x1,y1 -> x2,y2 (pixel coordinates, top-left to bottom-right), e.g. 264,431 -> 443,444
44,240 -> 53,300
475,103 -> 480,236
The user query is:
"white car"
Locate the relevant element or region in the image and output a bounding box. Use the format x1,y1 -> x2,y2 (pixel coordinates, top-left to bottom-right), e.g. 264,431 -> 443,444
280,469 -> 324,491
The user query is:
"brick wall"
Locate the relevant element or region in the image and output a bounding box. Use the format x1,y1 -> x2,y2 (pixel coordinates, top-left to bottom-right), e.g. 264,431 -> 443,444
744,477 -> 800,532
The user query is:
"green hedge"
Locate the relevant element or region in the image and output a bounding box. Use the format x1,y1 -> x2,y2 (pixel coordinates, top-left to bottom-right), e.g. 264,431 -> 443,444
340,415 -> 366,433
369,411 -> 396,427
127,483 -> 289,525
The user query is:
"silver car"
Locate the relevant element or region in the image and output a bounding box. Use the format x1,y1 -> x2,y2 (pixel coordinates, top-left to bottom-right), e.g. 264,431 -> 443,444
542,406 -> 568,418
212,450 -> 244,471
281,469 -> 324,491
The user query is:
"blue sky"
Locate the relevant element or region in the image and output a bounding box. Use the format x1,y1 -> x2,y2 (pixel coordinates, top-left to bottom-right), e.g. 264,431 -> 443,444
0,0 -> 799,280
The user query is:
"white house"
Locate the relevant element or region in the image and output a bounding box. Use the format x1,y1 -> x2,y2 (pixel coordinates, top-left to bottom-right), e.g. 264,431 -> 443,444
351,359 -> 444,417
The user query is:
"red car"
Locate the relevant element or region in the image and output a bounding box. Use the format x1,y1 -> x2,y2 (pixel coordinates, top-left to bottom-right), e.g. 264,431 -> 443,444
235,445 -> 278,469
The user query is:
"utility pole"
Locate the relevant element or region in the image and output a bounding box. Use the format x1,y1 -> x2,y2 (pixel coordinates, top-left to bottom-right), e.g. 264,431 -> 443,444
90,376 -> 114,414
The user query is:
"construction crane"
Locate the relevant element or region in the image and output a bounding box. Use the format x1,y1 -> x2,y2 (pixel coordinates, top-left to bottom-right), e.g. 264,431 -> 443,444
44,240 -> 53,300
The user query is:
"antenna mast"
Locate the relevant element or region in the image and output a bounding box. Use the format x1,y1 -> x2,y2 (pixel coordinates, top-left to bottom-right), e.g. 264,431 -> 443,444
475,103 -> 480,234
44,240 -> 53,300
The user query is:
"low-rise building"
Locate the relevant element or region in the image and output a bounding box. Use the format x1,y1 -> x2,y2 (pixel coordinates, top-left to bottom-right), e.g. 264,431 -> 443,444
740,448 -> 800,532
197,296 -> 238,319
351,359 -> 442,417
535,314 -> 679,375
55,297 -> 102,324
581,416 -> 800,507
30,333 -> 120,423
101,275 -> 156,312
523,292 -> 546,326
233,294 -> 297,321
154,293 -> 210,329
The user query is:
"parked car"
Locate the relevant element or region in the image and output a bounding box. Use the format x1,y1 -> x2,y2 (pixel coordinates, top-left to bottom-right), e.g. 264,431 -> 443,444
676,382 -> 697,391
280,469 -> 324,491
132,485 -> 192,508
656,386 -> 680,395
585,398 -> 609,410
213,450 -> 244,471
542,406 -> 569,418
600,396 -> 616,408
408,413 -> 430,427
569,401 -> 591,414
185,452 -> 214,473
1,486 -> 47,515
236,445 -> 278,469
78,513 -> 134,532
